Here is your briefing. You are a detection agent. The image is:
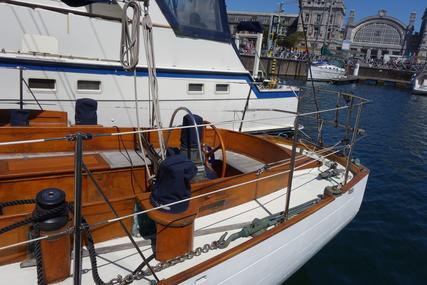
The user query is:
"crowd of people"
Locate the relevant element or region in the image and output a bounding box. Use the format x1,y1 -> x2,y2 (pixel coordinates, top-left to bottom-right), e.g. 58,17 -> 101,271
239,44 -> 426,73
239,45 -> 327,62
354,58 -> 425,73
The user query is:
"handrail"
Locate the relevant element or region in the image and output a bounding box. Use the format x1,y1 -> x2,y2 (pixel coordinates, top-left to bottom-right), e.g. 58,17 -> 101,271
21,75 -> 44,111
165,107 -> 205,168
0,100 -> 369,148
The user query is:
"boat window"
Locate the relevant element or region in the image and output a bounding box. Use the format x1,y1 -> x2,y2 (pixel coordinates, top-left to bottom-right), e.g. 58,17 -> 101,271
188,83 -> 204,94
77,80 -> 101,92
215,84 -> 229,94
28,78 -> 56,91
156,0 -> 231,42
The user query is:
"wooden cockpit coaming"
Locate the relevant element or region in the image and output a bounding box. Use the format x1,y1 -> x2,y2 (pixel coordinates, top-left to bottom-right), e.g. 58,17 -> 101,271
158,137 -> 370,285
0,110 -> 68,128
0,126 -> 327,269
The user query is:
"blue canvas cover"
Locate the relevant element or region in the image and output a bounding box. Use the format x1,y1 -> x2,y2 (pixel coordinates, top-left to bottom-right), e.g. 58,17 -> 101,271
75,98 -> 98,125
9,109 -> 30,126
150,148 -> 197,213
180,114 -> 203,149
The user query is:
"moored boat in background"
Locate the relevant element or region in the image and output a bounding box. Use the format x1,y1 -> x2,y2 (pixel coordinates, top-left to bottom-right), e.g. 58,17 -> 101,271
0,0 -> 299,133
412,65 -> 427,95
309,60 -> 347,81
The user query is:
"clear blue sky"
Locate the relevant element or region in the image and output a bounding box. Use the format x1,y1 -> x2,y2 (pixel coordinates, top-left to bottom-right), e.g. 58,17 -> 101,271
226,0 -> 427,30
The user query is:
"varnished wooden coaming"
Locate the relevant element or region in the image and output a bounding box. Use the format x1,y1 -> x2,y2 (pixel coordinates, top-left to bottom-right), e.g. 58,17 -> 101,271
0,127 -> 322,267
0,126 -> 137,153
0,196 -> 137,265
158,136 -> 369,285
0,110 -> 68,128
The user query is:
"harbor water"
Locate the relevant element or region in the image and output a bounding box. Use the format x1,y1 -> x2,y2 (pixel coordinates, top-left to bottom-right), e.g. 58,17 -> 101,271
284,82 -> 427,285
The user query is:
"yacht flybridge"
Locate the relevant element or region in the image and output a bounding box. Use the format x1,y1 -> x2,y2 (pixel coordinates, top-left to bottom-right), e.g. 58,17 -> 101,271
0,1 -> 370,285
0,0 -> 298,132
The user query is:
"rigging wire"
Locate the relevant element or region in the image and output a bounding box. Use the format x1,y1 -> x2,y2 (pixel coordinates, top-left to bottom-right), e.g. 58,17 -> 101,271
0,143 -> 351,253
298,0 -> 323,146
0,100 -> 368,148
93,147 -> 346,227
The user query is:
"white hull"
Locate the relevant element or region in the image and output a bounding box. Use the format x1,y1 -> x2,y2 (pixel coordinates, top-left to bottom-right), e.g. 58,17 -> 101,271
412,74 -> 427,95
0,1 -> 298,132
412,87 -> 427,95
180,176 -> 368,285
0,166 -> 368,285
309,64 -> 346,81
1,151 -> 368,285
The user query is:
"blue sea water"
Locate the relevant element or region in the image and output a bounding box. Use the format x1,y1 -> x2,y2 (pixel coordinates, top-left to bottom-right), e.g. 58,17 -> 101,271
284,82 -> 427,285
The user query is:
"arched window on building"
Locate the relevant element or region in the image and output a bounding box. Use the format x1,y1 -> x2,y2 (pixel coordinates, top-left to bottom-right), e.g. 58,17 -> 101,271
353,22 -> 401,45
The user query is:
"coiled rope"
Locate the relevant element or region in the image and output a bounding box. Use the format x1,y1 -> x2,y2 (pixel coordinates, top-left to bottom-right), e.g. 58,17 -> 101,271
119,0 -> 160,175
0,202 -> 67,235
120,0 -> 141,71
0,200 -> 68,285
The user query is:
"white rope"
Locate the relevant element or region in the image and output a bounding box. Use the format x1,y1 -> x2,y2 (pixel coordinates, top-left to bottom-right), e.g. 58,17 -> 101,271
133,69 -> 152,179
120,0 -> 141,71
266,141 -> 345,171
0,138 -> 46,147
0,102 -> 367,147
142,5 -> 165,160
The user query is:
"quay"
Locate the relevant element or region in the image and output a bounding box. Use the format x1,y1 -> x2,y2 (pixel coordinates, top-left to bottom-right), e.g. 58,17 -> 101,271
330,76 -> 412,89
240,54 -> 415,88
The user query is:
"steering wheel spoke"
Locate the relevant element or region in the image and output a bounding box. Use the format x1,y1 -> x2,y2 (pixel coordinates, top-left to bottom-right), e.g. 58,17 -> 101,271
203,121 -> 227,178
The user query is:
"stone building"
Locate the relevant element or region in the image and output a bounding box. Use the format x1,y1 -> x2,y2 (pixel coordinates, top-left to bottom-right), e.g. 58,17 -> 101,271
227,3 -> 427,62
344,9 -> 427,61
297,0 -> 346,52
344,10 -> 412,59
418,9 -> 427,60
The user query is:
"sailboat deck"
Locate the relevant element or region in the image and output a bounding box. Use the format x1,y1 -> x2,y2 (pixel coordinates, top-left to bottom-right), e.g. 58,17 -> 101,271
0,149 -> 352,284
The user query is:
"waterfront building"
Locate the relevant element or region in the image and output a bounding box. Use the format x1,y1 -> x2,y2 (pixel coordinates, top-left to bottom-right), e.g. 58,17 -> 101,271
228,2 -> 427,62
297,0 -> 346,52
344,10 -> 412,59
418,9 -> 427,60
344,9 -> 427,62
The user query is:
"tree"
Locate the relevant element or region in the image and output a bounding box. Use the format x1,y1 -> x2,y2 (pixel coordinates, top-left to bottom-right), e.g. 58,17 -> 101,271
278,31 -> 305,49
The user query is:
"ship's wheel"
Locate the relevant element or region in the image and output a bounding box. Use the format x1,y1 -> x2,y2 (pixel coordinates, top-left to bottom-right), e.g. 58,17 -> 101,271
202,121 -> 227,178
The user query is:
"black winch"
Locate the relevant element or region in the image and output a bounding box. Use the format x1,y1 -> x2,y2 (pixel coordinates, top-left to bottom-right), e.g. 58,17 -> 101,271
33,188 -> 69,232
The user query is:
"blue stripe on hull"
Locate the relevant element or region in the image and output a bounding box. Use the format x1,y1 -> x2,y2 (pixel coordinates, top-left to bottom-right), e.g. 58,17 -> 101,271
0,58 -> 298,99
